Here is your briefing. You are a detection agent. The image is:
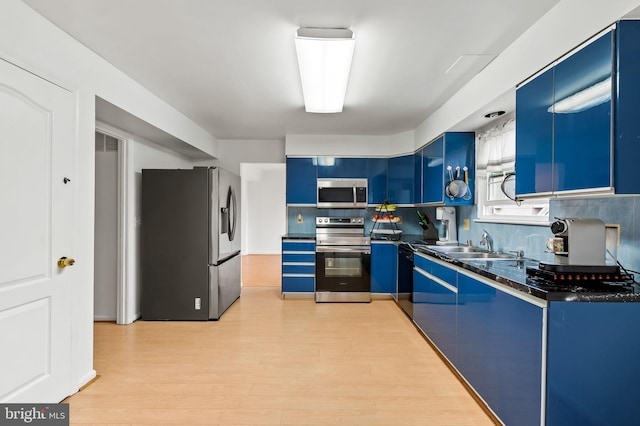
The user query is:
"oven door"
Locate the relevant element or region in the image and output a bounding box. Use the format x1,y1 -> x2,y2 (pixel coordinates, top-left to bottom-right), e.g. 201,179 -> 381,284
315,246 -> 371,292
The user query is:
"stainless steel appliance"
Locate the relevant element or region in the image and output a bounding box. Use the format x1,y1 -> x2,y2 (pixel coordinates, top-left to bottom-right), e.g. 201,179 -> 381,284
533,217 -> 627,286
315,217 -> 371,302
435,206 -> 457,245
547,217 -> 606,266
317,178 -> 368,208
397,243 -> 415,318
141,167 -> 241,320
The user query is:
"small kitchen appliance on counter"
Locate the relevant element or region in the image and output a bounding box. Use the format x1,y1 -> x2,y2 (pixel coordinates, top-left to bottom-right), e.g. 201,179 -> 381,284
435,206 -> 457,245
528,218 -> 632,291
315,216 -> 371,302
547,218 -> 607,267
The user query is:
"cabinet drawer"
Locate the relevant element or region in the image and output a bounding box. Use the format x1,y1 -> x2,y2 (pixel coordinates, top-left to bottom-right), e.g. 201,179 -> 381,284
431,262 -> 457,287
282,263 -> 315,275
282,241 -> 316,251
414,253 -> 435,272
282,252 -> 316,263
282,275 -> 315,292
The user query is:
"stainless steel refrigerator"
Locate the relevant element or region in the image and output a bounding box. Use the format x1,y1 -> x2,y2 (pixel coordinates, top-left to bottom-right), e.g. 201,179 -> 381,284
141,167 -> 241,320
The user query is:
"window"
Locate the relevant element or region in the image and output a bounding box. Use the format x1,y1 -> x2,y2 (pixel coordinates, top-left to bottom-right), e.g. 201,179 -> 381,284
476,118 -> 549,224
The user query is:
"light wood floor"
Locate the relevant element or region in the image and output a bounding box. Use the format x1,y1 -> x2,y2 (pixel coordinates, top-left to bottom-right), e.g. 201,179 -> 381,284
66,256 -> 494,425
242,254 -> 281,287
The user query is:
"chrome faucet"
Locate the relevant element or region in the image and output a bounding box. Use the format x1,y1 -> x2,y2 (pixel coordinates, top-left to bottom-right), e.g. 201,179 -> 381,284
480,229 -> 494,252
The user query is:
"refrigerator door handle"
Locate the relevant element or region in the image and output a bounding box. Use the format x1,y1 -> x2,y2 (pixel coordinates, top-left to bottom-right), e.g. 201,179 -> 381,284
228,186 -> 237,241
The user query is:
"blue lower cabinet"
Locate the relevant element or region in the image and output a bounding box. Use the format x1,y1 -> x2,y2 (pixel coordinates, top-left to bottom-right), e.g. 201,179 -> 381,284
371,242 -> 397,294
546,302 -> 640,426
282,263 -> 314,275
282,239 -> 315,294
457,273 -> 544,426
414,253 -> 434,272
281,276 -> 314,292
412,255 -> 433,334
412,266 -> 431,332
413,265 -> 457,363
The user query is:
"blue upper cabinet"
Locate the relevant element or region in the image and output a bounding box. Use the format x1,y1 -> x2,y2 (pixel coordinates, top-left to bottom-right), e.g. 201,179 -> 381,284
615,21 -> 640,194
366,157 -> 388,204
387,154 -> 414,204
422,136 -> 444,204
515,67 -> 554,195
413,151 -> 422,204
516,27 -> 628,196
553,30 -> 612,192
317,157 -> 368,178
286,157 -> 316,204
421,133 -> 475,205
443,132 -> 475,205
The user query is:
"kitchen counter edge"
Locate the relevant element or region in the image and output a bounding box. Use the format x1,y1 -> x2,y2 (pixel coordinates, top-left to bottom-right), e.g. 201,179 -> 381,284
412,246 -> 640,303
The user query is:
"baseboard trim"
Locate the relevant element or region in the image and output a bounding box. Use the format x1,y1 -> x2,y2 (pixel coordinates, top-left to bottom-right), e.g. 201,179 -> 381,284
77,370 -> 97,391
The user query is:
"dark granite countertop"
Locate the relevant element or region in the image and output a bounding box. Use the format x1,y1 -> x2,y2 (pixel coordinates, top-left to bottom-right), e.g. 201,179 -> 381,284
282,233 -> 316,240
411,245 -> 640,303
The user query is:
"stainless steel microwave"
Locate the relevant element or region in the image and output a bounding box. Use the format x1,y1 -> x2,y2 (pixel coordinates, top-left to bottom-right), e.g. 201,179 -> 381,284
317,178 -> 368,208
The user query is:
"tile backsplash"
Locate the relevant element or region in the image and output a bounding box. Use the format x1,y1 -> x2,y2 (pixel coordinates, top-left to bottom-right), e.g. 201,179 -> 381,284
286,206 -> 438,237
287,196 -> 640,280
458,195 -> 640,278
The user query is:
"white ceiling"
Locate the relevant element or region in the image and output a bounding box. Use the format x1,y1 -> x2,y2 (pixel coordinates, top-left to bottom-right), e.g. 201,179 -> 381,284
23,0 -> 562,140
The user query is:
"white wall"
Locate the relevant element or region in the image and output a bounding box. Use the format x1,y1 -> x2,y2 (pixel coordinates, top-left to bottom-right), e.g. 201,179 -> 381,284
414,0 -> 640,146
241,164 -> 286,255
0,0 -> 218,392
285,131 -> 415,157
94,149 -> 118,321
195,139 -> 286,175
97,121 -> 195,323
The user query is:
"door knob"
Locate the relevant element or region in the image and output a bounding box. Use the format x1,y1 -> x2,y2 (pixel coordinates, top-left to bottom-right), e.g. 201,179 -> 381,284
57,257 -> 75,268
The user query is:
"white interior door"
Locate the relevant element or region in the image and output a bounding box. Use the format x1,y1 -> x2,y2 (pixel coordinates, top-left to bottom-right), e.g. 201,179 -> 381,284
0,59 -> 75,402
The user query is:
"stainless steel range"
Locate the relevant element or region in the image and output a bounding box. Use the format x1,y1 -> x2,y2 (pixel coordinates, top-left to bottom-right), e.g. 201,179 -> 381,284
315,217 -> 371,302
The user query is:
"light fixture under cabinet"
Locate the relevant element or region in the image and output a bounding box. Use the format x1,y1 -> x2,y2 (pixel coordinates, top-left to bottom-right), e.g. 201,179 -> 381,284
294,27 -> 356,113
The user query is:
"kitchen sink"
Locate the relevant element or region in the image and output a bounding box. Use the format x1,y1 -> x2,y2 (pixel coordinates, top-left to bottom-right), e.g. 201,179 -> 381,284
424,245 -> 484,253
419,244 -> 517,260
447,252 -> 515,260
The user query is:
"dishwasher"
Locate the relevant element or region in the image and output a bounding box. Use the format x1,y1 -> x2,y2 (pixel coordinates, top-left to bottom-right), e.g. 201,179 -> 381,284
397,243 -> 415,318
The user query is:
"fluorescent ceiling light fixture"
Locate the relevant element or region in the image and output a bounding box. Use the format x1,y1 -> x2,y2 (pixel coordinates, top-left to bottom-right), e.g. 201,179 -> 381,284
294,27 -> 355,113
548,77 -> 611,114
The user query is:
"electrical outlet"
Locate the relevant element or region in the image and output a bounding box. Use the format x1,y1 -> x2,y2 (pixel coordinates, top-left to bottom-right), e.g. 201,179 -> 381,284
463,219 -> 470,230
195,297 -> 201,310
297,213 -> 303,224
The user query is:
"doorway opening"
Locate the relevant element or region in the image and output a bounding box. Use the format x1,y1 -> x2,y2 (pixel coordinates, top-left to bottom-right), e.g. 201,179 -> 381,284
240,163 -> 286,287
94,130 -> 126,323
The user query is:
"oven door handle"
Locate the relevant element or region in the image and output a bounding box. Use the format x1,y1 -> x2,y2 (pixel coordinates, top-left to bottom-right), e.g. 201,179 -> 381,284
316,246 -> 371,254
